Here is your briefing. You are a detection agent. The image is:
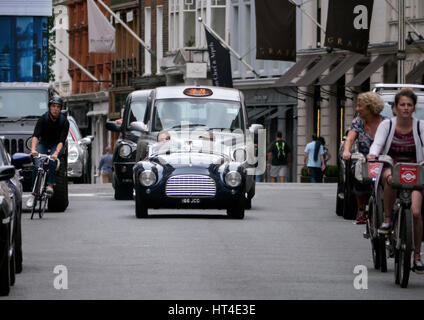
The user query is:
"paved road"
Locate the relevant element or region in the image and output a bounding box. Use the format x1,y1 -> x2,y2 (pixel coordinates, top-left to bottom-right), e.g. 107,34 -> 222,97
2,183 -> 424,300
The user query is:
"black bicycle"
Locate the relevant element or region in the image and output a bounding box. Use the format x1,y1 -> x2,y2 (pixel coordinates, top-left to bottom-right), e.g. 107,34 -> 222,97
30,154 -> 60,219
378,157 -> 423,288
352,153 -> 387,272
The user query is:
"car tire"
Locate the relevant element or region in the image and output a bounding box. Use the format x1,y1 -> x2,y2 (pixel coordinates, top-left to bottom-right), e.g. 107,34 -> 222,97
245,197 -> 252,209
335,182 -> 344,216
48,151 -> 69,212
14,205 -> 23,274
9,245 -> 15,286
0,225 -> 10,296
135,191 -> 148,218
227,196 -> 245,219
342,160 -> 357,220
114,185 -> 133,200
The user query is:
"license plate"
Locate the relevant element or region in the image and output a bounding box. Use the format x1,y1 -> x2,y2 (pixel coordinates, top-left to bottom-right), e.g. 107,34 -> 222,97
181,198 -> 200,204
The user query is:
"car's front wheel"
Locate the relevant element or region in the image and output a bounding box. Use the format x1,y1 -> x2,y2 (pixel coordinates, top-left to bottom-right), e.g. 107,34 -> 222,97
0,225 -> 10,296
227,196 -> 245,219
135,190 -> 148,218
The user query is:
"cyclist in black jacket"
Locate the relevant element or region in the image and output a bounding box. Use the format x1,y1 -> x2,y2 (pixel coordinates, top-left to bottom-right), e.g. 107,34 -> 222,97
26,96 -> 69,207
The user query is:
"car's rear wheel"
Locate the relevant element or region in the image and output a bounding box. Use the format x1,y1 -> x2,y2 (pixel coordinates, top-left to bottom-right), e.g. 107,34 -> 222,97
48,151 -> 69,212
135,190 -> 148,218
342,159 -> 357,220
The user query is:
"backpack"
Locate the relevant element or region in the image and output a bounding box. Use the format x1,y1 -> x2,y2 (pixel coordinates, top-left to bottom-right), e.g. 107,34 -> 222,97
275,140 -> 287,161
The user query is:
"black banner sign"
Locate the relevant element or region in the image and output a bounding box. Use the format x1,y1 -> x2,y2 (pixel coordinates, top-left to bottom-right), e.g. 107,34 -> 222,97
324,0 -> 373,54
255,0 -> 296,62
205,28 -> 233,88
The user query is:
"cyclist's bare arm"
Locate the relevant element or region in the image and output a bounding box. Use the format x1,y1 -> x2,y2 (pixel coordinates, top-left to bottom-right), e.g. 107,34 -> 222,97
31,136 -> 39,157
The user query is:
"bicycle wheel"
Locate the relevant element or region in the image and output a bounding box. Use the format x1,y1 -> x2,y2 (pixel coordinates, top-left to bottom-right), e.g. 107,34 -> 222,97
395,208 -> 413,288
30,172 -> 42,220
376,185 -> 387,272
367,194 -> 381,270
38,173 -> 47,219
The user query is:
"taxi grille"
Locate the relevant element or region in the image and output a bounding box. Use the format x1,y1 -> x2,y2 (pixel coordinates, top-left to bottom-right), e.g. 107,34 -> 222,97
165,175 -> 216,197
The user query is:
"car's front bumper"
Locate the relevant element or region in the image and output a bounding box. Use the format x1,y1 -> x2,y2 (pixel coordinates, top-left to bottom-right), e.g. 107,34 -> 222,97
67,161 -> 83,178
114,162 -> 135,185
135,183 -> 244,209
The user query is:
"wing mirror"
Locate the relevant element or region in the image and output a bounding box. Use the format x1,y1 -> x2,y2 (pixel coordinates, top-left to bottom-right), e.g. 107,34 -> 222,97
130,121 -> 148,133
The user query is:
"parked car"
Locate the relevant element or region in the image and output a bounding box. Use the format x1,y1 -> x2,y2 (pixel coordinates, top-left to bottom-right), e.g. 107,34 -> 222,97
67,116 -> 93,184
0,138 -> 31,296
336,84 -> 424,219
131,86 -> 264,218
106,89 -> 152,200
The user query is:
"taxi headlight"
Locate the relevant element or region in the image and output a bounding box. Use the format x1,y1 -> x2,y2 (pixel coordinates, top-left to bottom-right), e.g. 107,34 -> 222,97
225,171 -> 242,187
119,144 -> 132,158
139,170 -> 156,186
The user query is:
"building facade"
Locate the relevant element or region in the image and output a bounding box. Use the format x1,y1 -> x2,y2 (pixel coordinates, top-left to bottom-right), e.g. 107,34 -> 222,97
290,0 -> 424,180
53,0 -> 72,96
66,0 -> 113,183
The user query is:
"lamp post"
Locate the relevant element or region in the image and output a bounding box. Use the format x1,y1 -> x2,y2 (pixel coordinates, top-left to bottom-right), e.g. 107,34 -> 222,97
398,0 -> 405,84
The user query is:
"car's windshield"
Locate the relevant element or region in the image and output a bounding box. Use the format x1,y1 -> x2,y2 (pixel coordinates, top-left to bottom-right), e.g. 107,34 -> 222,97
68,119 -> 82,140
152,99 -> 243,132
380,93 -> 424,119
126,100 -> 148,136
0,89 -> 48,117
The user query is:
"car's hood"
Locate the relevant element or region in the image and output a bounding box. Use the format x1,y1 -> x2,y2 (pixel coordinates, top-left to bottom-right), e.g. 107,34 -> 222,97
151,151 -> 227,169
0,118 -> 37,135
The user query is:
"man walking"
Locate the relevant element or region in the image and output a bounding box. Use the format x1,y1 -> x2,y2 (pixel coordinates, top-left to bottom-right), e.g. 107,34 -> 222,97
267,131 -> 291,182
98,146 -> 113,183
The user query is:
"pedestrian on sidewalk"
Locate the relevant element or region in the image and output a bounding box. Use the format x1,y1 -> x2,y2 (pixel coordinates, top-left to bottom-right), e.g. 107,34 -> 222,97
98,146 -> 113,183
304,134 -> 325,183
267,131 -> 291,182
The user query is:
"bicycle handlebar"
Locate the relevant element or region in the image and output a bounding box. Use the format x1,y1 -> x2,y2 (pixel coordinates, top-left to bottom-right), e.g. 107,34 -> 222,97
30,153 -> 61,170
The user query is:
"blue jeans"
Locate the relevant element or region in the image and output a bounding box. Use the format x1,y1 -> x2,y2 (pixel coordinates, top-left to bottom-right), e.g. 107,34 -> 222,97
309,167 -> 323,183
32,142 -> 64,187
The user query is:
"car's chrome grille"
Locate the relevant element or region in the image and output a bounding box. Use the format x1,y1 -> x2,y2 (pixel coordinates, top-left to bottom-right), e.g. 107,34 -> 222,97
4,138 -> 26,155
165,174 -> 216,198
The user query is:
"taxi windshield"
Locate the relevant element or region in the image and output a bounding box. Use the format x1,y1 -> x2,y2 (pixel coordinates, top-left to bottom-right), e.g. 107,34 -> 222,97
152,99 -> 243,131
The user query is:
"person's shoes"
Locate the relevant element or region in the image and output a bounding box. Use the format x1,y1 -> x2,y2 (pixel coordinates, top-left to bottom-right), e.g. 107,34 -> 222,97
46,186 -> 54,198
355,210 -> 366,225
412,259 -> 424,274
26,195 -> 35,208
378,222 -> 391,234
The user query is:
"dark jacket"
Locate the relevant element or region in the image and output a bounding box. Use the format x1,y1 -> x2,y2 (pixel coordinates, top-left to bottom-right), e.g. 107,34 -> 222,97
33,112 -> 69,146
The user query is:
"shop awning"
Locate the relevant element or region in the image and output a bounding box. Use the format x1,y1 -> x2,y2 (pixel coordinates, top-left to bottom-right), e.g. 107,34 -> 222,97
406,60 -> 424,83
272,55 -> 320,87
318,54 -> 363,85
294,54 -> 343,86
346,54 -> 394,87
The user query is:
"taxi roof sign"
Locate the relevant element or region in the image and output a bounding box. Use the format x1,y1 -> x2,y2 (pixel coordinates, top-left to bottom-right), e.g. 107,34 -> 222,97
183,88 -> 213,97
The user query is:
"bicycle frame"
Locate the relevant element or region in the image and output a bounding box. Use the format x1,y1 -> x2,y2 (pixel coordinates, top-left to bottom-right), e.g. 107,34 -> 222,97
30,154 -> 58,219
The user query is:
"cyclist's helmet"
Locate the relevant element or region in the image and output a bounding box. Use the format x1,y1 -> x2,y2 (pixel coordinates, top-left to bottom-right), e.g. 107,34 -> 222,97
49,96 -> 63,109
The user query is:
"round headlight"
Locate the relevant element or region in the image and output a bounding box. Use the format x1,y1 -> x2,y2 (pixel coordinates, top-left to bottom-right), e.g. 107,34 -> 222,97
233,148 -> 247,162
139,170 -> 156,186
225,171 -> 242,187
119,144 -> 132,158
68,147 -> 79,162
26,137 -> 33,150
